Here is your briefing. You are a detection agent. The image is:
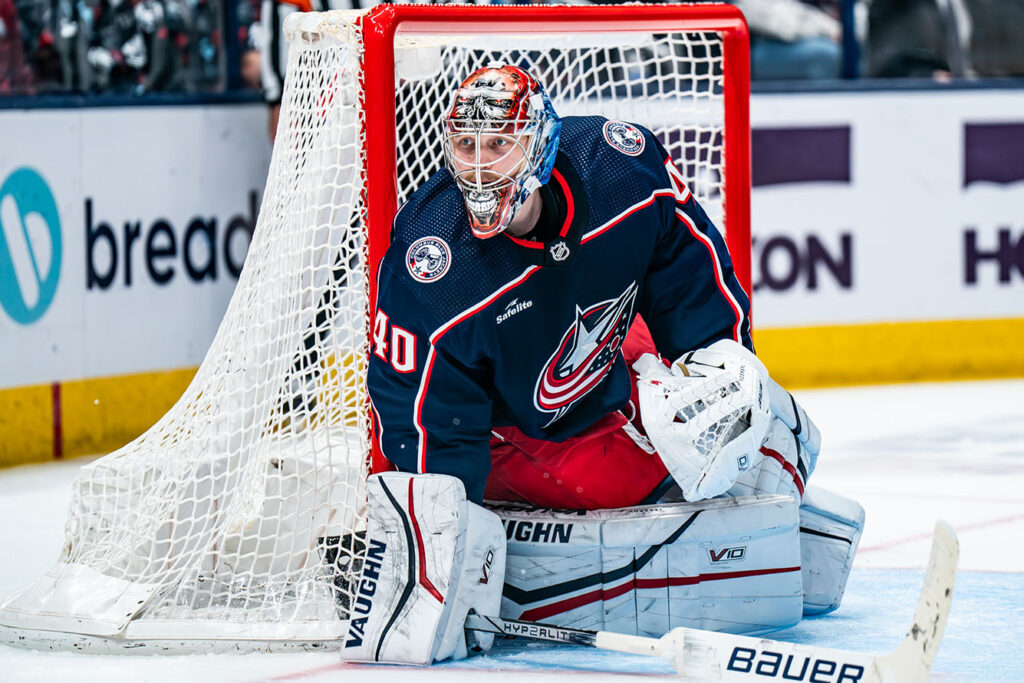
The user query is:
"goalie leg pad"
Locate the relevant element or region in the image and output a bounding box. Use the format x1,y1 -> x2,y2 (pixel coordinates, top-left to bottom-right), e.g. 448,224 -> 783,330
342,473 -> 506,664
494,494 -> 803,637
799,485 -> 865,615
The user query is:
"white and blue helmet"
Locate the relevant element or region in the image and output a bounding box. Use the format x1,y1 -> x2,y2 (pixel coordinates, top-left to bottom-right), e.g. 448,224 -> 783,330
442,64 -> 561,239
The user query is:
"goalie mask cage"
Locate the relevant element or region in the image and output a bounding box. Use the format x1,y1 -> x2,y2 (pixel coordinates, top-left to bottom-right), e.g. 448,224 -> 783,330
0,3 -> 750,652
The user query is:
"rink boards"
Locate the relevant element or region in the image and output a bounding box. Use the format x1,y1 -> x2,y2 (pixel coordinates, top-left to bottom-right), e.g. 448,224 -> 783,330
1,88 -> 1023,465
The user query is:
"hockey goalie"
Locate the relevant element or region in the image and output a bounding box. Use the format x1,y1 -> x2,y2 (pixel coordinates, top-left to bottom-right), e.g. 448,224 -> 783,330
351,65 -> 865,665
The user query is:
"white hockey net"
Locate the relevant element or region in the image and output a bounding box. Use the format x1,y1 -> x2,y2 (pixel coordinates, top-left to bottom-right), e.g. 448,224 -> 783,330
391,29 -> 727,231
0,6 -> 737,650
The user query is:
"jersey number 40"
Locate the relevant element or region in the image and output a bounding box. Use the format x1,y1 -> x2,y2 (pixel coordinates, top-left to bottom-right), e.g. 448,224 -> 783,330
373,309 -> 417,374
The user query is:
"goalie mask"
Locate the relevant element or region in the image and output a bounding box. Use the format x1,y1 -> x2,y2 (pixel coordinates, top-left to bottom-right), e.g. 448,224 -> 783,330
443,64 -> 561,239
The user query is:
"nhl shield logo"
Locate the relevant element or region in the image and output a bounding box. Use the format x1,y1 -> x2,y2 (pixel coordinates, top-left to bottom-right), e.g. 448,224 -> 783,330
406,236 -> 452,283
603,121 -> 645,157
549,240 -> 570,262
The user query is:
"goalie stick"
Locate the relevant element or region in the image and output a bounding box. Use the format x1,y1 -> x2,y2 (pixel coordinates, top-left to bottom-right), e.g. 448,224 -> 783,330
466,520 -> 958,683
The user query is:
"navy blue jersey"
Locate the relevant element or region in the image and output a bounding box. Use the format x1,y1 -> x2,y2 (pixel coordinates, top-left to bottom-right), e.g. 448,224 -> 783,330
368,116 -> 750,503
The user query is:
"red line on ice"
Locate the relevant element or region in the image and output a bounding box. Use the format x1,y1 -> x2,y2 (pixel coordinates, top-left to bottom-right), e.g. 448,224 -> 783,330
859,512 -> 1024,554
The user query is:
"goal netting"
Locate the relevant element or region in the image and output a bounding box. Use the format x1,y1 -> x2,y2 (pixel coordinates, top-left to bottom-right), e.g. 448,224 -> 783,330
0,4 -> 749,651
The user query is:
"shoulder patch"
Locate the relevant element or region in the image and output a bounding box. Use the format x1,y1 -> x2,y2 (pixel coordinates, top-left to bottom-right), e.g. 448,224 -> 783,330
406,236 -> 452,283
602,120 -> 645,157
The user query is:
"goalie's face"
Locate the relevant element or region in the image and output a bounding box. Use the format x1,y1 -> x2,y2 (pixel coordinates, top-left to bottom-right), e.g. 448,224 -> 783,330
442,64 -> 561,239
444,128 -> 536,238
448,131 -> 532,182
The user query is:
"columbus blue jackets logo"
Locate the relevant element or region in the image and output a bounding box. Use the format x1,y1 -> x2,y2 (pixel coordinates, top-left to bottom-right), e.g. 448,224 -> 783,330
535,282 -> 638,425
406,237 -> 452,283
603,121 -> 645,157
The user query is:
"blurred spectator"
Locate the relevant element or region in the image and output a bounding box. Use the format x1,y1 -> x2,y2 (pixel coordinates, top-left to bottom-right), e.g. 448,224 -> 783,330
867,0 -> 1024,80
53,0 -> 86,90
0,0 -> 32,92
136,0 -> 185,92
961,0 -> 1024,77
181,0 -> 223,92
2,0 -> 225,95
87,0 -> 148,92
733,0 -> 842,80
865,0 -> 964,79
239,44 -> 258,88
17,0 -> 64,91
11,0 -> 1018,101
235,0 -> 257,44
235,0 -> 259,87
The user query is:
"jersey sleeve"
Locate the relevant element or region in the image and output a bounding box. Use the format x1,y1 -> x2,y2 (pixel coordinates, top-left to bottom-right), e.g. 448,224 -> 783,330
639,139 -> 752,357
367,259 -> 494,503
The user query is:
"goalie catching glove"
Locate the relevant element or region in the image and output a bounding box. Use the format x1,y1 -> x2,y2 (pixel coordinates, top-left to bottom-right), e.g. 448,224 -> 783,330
341,472 -> 506,665
634,339 -> 819,501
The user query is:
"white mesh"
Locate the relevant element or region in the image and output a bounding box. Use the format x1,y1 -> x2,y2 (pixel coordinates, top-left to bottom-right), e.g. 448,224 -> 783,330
63,18 -> 371,631
394,31 -> 726,232
0,7 -> 735,650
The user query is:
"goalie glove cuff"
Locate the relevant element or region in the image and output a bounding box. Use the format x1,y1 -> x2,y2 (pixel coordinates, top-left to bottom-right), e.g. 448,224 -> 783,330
730,380 -> 821,500
766,378 -> 820,477
342,473 -> 506,665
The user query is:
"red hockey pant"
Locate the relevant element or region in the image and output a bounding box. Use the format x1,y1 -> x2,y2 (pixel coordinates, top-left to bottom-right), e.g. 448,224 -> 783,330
484,318 -> 669,510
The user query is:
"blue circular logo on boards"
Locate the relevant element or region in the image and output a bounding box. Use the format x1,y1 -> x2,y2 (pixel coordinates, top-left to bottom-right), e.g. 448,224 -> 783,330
0,168 -> 63,324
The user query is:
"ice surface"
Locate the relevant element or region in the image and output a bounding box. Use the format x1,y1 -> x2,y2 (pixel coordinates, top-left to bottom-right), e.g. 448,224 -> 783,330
1,379 -> 1022,681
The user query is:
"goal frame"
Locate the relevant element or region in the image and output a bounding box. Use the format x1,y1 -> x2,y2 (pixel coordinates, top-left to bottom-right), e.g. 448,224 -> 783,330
361,2 -> 753,471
